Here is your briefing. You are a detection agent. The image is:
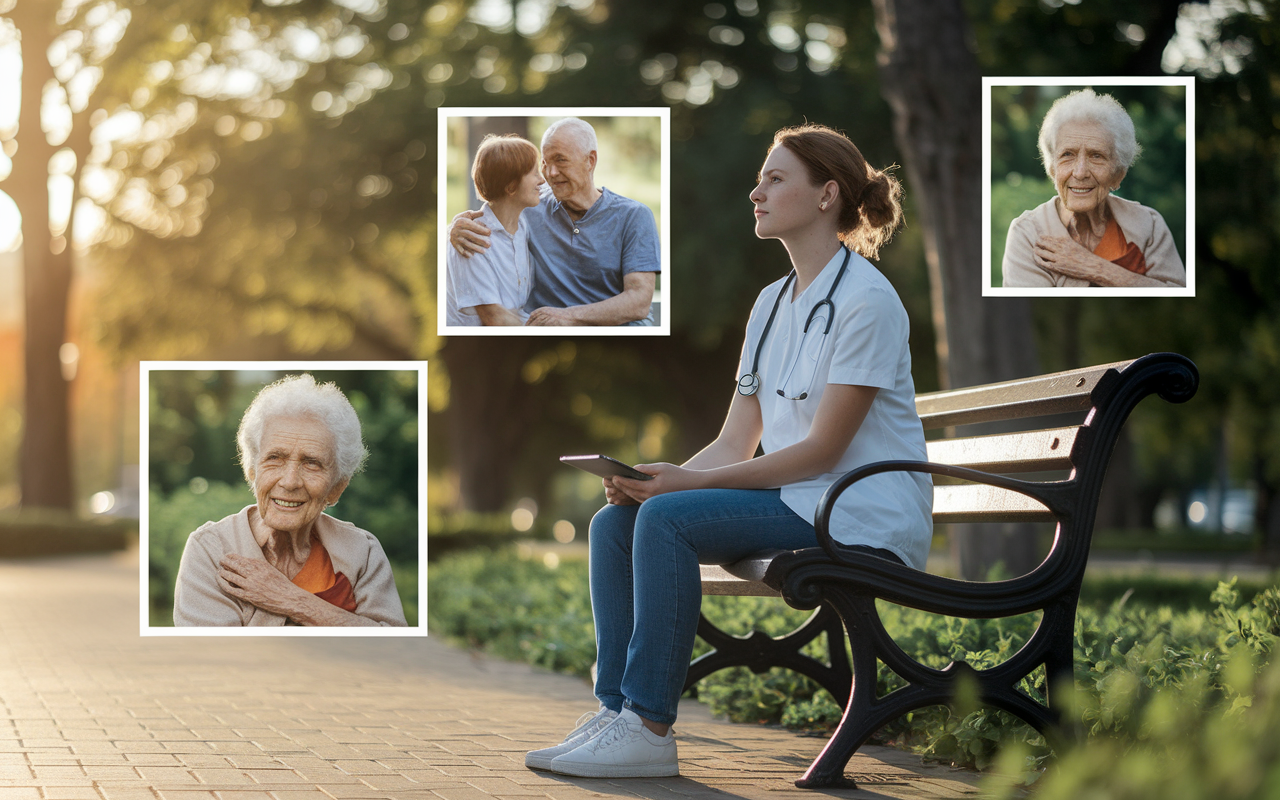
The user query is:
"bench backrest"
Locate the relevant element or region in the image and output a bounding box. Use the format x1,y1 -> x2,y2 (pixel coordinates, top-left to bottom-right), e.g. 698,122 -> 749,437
914,360 -> 1134,524
906,353 -> 1198,566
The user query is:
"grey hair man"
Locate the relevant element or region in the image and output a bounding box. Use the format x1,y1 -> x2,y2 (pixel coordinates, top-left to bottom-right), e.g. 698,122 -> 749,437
450,117 -> 660,326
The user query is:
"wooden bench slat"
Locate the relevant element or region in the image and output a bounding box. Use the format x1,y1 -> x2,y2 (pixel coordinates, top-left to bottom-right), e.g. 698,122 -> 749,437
932,483 -> 1055,522
915,360 -> 1132,429
925,426 -> 1080,472
700,561 -> 780,596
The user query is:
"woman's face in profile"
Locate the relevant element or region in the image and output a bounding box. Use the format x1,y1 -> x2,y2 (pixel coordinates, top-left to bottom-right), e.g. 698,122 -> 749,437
512,161 -> 545,209
251,415 -> 345,535
750,145 -> 823,241
1053,118 -> 1123,216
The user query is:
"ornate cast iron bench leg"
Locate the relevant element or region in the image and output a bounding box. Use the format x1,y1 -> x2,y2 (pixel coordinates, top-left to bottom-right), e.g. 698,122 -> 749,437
684,604 -> 853,708
795,588 -> 1078,788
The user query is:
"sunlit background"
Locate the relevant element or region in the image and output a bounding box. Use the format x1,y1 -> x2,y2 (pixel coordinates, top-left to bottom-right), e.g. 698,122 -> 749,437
0,0 -> 1275,561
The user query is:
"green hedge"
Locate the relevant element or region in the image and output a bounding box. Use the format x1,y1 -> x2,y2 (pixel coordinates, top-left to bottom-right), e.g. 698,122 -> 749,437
427,548 -> 1280,785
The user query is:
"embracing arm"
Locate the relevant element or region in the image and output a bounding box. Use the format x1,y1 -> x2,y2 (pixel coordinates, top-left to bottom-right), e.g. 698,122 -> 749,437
448,210 -> 491,257
526,271 -> 655,326
614,384 -> 879,500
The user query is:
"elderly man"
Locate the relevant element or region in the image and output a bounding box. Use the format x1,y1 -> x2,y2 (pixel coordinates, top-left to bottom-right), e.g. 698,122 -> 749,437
450,117 -> 660,326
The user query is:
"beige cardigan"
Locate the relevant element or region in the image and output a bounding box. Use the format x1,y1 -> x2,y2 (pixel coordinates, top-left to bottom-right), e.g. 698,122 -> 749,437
1002,195 -> 1186,288
173,505 -> 408,627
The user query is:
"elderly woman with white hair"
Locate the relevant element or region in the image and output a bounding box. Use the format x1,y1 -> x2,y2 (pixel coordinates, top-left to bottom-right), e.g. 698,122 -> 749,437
173,375 -> 407,627
1002,89 -> 1186,288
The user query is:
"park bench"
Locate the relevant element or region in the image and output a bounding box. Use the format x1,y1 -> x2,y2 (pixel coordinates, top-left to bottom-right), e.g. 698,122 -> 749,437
689,352 -> 1199,789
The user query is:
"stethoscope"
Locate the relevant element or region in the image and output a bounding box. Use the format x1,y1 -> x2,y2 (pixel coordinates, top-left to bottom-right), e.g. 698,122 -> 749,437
737,246 -> 853,400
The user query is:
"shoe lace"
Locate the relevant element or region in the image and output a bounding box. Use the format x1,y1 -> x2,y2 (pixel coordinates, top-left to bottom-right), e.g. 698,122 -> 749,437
588,718 -> 631,751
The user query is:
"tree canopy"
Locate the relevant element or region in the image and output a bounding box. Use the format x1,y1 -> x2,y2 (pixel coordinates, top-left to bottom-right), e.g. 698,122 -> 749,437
3,0 -> 1279,558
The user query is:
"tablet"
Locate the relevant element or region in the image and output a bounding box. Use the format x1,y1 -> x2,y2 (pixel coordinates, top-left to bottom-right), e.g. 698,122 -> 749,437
560,454 -> 654,481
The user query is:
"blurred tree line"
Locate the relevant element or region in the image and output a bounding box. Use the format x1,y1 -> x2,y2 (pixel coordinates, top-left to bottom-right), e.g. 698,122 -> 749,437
4,0 -> 1280,567
146,368 -> 419,624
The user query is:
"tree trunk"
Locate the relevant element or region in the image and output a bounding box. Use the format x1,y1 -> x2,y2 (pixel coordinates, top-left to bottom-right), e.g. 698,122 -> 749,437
9,4 -> 74,509
1257,455 -> 1280,567
438,337 -> 546,512
871,0 -> 1041,578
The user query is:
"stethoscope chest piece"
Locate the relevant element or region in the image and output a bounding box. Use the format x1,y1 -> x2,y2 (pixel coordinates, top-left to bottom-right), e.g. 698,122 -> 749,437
742,247 -> 852,402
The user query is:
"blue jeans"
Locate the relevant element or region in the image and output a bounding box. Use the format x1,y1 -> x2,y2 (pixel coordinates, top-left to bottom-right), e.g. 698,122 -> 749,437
588,489 -> 820,725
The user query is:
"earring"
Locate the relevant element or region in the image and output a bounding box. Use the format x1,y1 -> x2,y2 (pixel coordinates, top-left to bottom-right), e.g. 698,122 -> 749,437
819,202 -> 827,210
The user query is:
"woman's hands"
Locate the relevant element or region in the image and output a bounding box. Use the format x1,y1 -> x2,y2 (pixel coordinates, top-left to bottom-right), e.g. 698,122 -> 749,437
1033,234 -> 1163,288
603,477 -> 640,505
218,553 -> 380,627
218,553 -> 310,617
610,463 -> 705,503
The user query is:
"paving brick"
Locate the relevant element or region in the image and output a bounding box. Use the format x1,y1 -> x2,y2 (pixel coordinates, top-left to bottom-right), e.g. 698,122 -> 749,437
89,786 -> 154,800
0,554 -> 980,800
239,773 -> 310,786
38,788 -> 101,800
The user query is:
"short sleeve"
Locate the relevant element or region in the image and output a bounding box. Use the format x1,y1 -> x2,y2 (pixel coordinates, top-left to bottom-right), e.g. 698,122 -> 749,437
619,205 -> 660,276
825,284 -> 907,390
449,248 -> 509,311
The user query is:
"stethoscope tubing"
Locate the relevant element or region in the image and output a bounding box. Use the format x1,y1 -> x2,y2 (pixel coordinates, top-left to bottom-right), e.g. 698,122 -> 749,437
738,246 -> 853,398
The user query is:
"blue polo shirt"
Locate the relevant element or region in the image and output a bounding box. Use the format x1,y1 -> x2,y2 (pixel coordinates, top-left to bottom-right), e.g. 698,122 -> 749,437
524,187 -> 660,326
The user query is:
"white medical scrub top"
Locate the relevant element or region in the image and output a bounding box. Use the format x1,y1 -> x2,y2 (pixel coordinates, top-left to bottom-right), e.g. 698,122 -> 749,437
738,247 -> 933,569
445,203 -> 532,326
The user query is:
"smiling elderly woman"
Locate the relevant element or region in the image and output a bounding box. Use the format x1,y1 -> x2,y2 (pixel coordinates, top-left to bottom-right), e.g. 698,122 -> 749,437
1002,89 -> 1186,288
173,375 -> 408,627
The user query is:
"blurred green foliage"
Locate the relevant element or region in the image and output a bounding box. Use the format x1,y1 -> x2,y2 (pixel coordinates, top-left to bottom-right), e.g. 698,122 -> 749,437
426,548 -> 596,673
147,369 -> 419,626
990,83 -> 1188,286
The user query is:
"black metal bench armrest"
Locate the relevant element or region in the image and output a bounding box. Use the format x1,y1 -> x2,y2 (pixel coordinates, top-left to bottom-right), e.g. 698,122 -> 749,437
758,462 -> 1080,617
812,459 -> 1076,567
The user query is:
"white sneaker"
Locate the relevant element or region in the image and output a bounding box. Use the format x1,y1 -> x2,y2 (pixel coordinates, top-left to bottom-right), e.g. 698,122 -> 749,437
525,707 -> 618,770
548,708 -> 678,778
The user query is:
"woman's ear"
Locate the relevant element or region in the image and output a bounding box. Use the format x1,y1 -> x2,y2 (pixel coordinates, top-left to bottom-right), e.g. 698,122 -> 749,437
820,180 -> 840,211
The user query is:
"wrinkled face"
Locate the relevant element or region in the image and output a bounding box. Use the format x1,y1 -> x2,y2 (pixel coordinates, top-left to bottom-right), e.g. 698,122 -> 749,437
251,415 -> 347,536
511,161 -> 545,209
1053,118 -> 1124,216
541,132 -> 595,202
749,145 -> 826,241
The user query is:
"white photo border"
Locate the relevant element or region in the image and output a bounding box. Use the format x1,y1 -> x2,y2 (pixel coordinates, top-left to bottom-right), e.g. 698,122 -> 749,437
982,76 -> 1195,298
139,360 -> 429,637
436,106 -> 672,335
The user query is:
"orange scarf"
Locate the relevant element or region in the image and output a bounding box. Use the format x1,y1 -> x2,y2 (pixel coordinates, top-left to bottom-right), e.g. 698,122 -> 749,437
1093,217 -> 1148,274
291,535 -> 358,612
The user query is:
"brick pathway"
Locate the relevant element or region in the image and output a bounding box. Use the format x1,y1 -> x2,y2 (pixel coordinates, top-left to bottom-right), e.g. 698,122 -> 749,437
0,550 -> 982,800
